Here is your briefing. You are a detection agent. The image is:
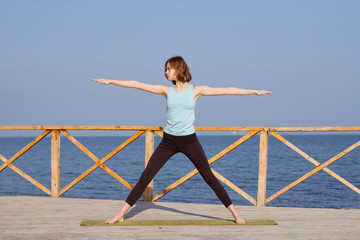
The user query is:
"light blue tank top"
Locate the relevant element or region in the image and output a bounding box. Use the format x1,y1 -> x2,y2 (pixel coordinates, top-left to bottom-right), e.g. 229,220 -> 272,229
164,84 -> 196,136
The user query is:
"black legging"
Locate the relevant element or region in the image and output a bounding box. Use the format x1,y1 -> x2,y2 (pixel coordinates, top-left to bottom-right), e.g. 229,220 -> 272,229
125,132 -> 233,207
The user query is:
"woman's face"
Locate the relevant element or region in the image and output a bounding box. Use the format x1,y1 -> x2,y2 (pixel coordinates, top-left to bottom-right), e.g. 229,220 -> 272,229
165,63 -> 177,81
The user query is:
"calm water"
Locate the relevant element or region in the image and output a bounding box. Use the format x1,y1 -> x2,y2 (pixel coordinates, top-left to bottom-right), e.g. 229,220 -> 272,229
0,134 -> 359,209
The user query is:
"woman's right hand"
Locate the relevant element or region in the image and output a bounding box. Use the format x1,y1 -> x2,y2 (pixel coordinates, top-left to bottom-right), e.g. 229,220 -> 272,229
91,79 -> 112,85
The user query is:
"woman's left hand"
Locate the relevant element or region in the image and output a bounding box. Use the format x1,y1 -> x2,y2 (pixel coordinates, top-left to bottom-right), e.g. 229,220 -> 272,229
254,90 -> 274,96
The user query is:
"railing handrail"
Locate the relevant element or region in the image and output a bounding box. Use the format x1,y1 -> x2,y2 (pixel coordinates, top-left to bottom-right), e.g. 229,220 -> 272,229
0,125 -> 360,131
1,126 -> 359,207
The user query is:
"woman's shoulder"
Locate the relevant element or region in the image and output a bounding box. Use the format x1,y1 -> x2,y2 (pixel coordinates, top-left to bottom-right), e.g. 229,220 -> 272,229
162,85 -> 170,95
147,84 -> 169,97
161,85 -> 170,90
193,85 -> 207,100
193,85 -> 208,89
193,85 -> 207,93
154,84 -> 170,91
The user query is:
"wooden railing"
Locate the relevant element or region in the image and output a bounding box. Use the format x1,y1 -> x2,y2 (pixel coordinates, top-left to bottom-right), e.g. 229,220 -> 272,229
0,126 -> 359,206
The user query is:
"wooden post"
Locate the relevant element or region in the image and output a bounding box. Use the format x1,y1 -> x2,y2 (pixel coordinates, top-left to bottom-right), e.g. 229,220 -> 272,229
51,130 -> 60,197
257,130 -> 269,206
144,130 -> 154,201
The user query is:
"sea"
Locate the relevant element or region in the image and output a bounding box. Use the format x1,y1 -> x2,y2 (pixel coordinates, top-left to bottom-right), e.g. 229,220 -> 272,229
0,133 -> 359,209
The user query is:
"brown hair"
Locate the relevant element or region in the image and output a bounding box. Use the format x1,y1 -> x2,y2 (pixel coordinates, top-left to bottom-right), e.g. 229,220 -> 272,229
165,56 -> 192,84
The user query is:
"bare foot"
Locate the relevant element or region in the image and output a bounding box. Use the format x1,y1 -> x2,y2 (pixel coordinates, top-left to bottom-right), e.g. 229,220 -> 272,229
104,215 -> 124,224
234,215 -> 246,225
227,204 -> 246,224
104,202 -> 131,224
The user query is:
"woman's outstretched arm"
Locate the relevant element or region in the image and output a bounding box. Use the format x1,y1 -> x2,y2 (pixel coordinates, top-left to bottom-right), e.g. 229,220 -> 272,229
91,79 -> 168,97
194,85 -> 273,100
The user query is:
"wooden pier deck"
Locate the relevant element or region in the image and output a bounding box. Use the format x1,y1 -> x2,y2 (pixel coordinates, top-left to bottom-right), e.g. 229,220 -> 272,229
0,196 -> 359,239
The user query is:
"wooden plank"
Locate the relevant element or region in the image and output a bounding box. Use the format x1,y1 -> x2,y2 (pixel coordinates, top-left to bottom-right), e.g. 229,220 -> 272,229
0,130 -> 50,172
0,126 -> 163,131
195,127 -> 264,131
0,126 -> 265,131
152,131 -> 259,202
58,131 -> 144,196
144,130 -> 154,201
2,196 -> 360,239
270,126 -> 360,132
51,130 -> 61,197
0,153 -> 51,195
1,125 -> 360,131
257,131 -> 269,206
266,140 -> 360,204
211,168 -> 257,205
271,132 -> 360,194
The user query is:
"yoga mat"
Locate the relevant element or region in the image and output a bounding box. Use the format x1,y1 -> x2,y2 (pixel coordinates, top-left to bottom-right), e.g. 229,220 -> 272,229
80,219 -> 277,226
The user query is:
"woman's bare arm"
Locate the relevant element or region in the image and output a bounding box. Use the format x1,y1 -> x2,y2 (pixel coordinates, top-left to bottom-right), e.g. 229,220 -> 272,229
91,79 -> 168,97
194,85 -> 274,100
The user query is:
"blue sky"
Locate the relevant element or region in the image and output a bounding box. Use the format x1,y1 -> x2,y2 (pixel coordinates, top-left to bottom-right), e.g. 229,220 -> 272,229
1,0 -> 359,135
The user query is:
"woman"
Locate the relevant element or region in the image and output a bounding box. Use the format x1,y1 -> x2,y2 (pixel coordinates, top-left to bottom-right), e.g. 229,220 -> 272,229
92,56 -> 273,224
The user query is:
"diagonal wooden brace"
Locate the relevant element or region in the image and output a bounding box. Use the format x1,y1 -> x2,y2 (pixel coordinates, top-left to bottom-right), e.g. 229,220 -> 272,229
266,139 -> 360,204
211,168 -> 257,205
271,132 -> 360,195
0,130 -> 50,172
0,153 -> 51,195
58,130 -> 144,196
